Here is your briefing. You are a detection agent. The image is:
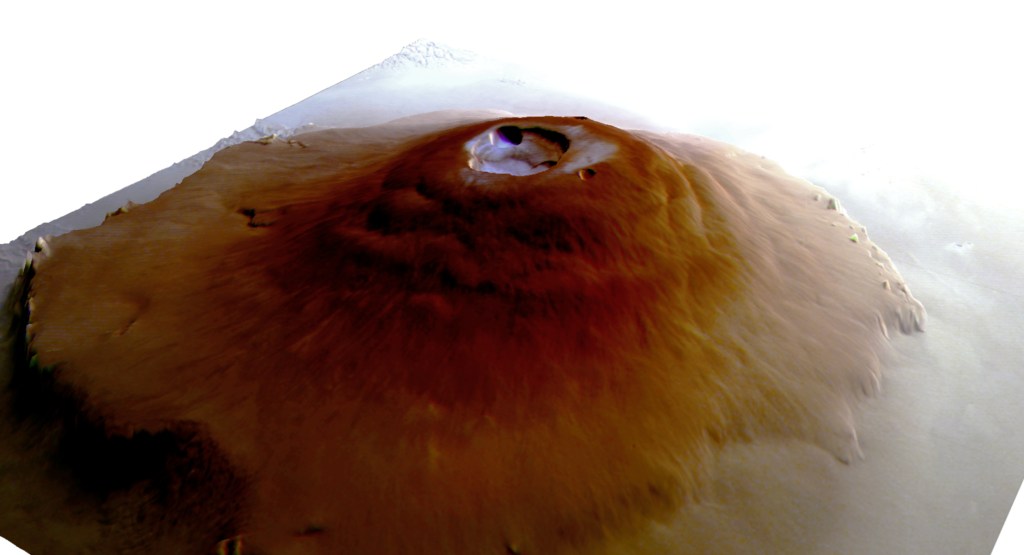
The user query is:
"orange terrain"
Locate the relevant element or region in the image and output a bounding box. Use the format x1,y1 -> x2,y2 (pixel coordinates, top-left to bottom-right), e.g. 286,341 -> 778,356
4,112 -> 923,554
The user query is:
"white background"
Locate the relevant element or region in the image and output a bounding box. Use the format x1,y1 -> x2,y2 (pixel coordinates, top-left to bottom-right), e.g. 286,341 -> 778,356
1,2 -> 1021,553
3,1 -> 1022,244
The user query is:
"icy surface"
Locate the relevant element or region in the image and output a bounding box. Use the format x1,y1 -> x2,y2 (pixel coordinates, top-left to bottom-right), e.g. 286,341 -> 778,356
1,39 -> 1023,554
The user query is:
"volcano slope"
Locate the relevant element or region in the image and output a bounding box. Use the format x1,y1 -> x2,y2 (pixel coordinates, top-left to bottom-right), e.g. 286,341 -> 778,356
2,111 -> 923,554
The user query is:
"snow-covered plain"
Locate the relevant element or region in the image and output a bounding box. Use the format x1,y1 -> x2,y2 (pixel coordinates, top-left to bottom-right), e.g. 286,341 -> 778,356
2,23 -> 1023,555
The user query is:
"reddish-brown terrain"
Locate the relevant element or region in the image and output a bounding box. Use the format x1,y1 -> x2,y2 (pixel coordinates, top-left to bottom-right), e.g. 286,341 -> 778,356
3,112 -> 923,554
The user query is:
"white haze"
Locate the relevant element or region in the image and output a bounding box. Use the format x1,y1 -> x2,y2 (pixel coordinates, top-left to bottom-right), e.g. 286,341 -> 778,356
2,1 -> 1021,244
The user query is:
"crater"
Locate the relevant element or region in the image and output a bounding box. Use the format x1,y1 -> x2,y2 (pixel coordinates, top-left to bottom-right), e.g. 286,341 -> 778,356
465,125 -> 570,176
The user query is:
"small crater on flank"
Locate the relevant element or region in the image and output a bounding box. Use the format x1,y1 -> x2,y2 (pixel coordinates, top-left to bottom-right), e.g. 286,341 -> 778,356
215,536 -> 244,554
238,207 -> 273,228
365,205 -> 391,233
297,524 -> 326,537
